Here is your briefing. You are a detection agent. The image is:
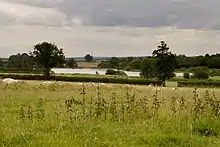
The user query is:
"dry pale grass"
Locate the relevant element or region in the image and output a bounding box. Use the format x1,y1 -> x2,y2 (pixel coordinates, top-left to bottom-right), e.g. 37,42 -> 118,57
77,61 -> 101,68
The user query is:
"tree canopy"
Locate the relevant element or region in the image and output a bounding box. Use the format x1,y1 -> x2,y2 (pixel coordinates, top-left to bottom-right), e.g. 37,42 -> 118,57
152,41 -> 176,85
85,54 -> 93,62
31,42 -> 65,76
7,53 -> 35,70
66,58 -> 78,68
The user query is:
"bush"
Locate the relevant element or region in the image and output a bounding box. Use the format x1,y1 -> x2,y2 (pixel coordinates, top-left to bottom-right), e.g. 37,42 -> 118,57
105,69 -> 116,75
105,69 -> 127,76
187,66 -> 210,73
183,72 -> 190,79
0,73 -> 161,86
210,69 -> 220,77
194,70 -> 209,79
177,80 -> 220,87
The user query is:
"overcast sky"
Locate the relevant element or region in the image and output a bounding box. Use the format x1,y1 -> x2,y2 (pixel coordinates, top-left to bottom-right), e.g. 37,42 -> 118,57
0,0 -> 220,57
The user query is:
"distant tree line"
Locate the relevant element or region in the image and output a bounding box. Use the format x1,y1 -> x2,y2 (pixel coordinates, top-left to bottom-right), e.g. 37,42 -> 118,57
98,53 -> 220,71
0,42 -> 78,75
0,40 -> 220,82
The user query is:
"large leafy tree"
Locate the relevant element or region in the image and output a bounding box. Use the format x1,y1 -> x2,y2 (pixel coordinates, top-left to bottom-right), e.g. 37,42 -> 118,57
31,42 -> 65,76
152,41 -> 176,86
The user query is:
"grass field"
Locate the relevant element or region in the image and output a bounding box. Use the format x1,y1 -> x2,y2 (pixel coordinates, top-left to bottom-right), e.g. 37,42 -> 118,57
1,81 -> 220,146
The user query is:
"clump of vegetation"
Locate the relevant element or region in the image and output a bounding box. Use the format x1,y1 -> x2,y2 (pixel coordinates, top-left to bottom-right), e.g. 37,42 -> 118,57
194,70 -> 209,79
183,72 -> 190,79
178,80 -> 220,87
105,69 -> 127,76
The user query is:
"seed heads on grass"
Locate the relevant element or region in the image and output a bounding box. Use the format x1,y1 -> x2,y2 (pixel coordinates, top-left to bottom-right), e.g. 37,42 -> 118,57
36,98 -> 45,120
27,105 -> 33,121
19,106 -> 25,121
80,83 -> 86,117
109,92 -> 118,121
180,96 -> 186,111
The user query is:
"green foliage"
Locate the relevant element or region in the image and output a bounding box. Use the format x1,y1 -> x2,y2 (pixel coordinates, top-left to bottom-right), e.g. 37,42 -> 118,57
0,58 -> 3,67
194,69 -> 209,80
98,57 -> 120,69
0,73 -> 161,85
98,57 -> 142,70
66,58 -> 78,68
127,60 -> 142,70
183,72 -> 190,79
152,41 -> 177,84
187,66 -> 210,73
105,69 -> 127,76
105,69 -> 116,75
7,53 -> 35,71
31,42 -> 65,76
84,54 -> 93,62
140,58 -> 157,78
99,54 -> 220,72
176,54 -> 220,69
210,69 -> 220,77
177,80 -> 220,87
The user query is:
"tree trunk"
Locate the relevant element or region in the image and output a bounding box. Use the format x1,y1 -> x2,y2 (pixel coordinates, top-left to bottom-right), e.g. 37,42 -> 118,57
161,81 -> 165,87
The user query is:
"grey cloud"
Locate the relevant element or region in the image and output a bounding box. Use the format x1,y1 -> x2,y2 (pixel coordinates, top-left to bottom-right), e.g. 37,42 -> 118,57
37,0 -> 220,29
2,0 -> 220,29
0,1 -> 67,26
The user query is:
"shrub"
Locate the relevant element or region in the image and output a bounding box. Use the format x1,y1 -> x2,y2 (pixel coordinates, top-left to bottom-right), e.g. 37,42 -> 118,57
194,70 -> 209,79
105,69 -> 127,76
210,69 -> 220,77
105,69 -> 116,75
183,72 -> 190,79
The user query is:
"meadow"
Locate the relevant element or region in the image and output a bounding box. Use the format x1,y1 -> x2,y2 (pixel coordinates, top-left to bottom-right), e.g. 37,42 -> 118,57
1,81 -> 220,146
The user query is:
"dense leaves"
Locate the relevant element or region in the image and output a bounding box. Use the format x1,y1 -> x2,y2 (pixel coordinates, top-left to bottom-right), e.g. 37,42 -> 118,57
152,41 -> 177,85
85,54 -> 93,62
183,72 -> 190,79
140,58 -> 157,78
0,58 -> 3,67
32,42 -> 65,76
6,53 -> 35,71
105,69 -> 127,76
66,58 -> 78,68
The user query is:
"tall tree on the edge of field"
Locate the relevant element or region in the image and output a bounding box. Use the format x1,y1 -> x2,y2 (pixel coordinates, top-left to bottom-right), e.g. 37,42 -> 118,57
31,42 -> 65,77
152,41 -> 176,86
85,54 -> 93,62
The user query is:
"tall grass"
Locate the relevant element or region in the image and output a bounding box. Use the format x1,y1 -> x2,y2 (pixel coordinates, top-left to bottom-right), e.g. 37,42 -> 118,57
1,82 -> 220,146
